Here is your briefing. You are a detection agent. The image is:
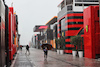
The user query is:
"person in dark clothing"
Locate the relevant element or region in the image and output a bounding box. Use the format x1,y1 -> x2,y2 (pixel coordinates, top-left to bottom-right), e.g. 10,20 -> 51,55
20,45 -> 22,51
25,45 -> 30,55
43,47 -> 48,60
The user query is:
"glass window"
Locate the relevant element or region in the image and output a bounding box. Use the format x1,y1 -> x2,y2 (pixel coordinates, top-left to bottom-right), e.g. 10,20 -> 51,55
66,0 -> 73,5
50,24 -> 53,29
75,0 -> 98,2
67,5 -> 72,11
61,1 -> 64,9
75,4 -> 82,6
75,4 -> 99,6
84,4 -> 98,6
61,18 -> 65,31
78,28 -> 84,35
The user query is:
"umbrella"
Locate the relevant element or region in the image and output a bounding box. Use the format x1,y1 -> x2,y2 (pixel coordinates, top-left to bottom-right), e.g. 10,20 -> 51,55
41,43 -> 53,50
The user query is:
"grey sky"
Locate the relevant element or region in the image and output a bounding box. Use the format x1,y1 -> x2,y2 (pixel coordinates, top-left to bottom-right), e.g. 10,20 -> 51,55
5,0 -> 62,45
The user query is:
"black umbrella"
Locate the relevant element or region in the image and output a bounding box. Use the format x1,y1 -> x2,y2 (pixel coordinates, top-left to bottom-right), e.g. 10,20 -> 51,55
41,43 -> 53,50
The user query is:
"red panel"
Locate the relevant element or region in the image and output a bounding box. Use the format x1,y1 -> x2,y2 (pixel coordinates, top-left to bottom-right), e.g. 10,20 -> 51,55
65,39 -> 70,42
13,44 -> 17,55
66,19 -> 83,23
75,27 -> 83,35
84,6 -> 97,59
66,25 -> 83,28
94,6 -> 99,21
39,26 -> 48,29
65,44 -> 74,47
9,7 -> 14,33
57,29 -> 61,31
9,7 -> 15,59
65,30 -> 79,36
9,7 -> 14,14
57,24 -> 61,27
94,6 -> 100,54
12,14 -> 14,32
95,34 -> 100,54
12,44 -> 14,55
64,50 -> 72,53
9,12 -> 12,50
67,13 -> 83,17
57,33 -> 61,38
9,12 -> 13,60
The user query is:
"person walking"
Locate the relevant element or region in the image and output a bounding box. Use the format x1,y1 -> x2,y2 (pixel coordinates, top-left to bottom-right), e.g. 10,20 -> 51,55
25,45 -> 30,55
43,47 -> 48,60
20,45 -> 22,51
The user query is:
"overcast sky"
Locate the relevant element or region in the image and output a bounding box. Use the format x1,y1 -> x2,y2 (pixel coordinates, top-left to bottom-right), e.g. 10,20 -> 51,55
5,0 -> 62,45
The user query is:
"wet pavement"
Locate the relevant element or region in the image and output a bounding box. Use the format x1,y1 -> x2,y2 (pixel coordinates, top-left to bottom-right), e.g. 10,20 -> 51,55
13,48 -> 100,67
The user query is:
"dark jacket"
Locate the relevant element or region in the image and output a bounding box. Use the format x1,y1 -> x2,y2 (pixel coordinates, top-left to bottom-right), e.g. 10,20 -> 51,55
26,45 -> 29,50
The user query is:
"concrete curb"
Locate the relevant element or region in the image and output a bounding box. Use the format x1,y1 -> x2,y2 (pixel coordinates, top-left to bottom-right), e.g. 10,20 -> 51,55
10,51 -> 18,67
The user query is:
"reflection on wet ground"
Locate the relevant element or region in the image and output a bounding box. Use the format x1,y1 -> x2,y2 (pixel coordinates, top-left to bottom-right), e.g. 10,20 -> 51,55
14,48 -> 100,67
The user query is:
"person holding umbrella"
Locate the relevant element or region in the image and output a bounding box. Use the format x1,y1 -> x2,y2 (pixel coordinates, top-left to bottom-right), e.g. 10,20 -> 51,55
41,43 -> 53,60
43,47 -> 48,60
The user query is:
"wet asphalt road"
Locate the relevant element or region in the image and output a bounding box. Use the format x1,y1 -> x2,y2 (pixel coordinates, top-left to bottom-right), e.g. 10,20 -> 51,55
14,48 -> 100,67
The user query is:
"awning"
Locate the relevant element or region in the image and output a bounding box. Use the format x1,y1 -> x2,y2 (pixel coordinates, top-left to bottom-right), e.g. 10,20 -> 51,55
45,16 -> 57,25
33,25 -> 48,32
39,26 -> 48,29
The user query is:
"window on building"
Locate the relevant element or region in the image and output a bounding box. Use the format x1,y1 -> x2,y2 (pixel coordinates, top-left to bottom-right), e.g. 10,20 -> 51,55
75,4 -> 99,6
61,18 -> 65,31
53,24 -> 57,38
67,5 -> 72,11
61,1 -> 64,9
50,24 -> 53,29
75,0 -> 83,2
66,0 -> 73,5
75,4 -> 82,6
75,0 -> 98,2
84,4 -> 99,6
78,28 -> 84,35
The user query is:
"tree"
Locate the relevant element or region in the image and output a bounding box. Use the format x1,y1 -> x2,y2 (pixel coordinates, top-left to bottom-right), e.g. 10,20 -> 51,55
60,37 -> 65,49
70,35 -> 83,51
55,38 -> 61,49
55,37 -> 65,49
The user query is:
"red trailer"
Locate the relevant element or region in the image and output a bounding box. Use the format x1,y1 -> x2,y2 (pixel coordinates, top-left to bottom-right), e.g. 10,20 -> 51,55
0,0 -> 6,67
0,1 -> 19,66
9,7 -> 17,59
8,12 -> 13,60
84,6 -> 100,59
